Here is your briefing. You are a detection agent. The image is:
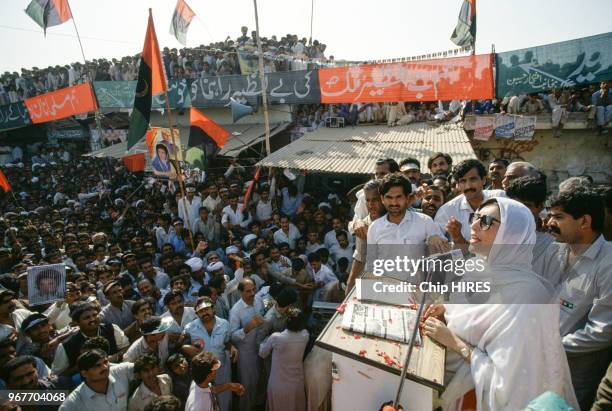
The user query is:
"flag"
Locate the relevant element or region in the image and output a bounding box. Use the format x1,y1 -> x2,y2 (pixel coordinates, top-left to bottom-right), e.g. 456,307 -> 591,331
450,0 -> 476,48
242,167 -> 261,212
0,170 -> 11,193
25,0 -> 72,34
169,0 -> 195,45
127,9 -> 168,150
189,107 -> 230,148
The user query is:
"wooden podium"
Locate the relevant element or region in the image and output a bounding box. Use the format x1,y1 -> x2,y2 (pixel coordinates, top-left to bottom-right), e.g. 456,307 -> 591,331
315,288 -> 445,411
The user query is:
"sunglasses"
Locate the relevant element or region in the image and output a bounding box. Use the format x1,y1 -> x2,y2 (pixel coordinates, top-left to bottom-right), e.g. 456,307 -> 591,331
472,213 -> 500,231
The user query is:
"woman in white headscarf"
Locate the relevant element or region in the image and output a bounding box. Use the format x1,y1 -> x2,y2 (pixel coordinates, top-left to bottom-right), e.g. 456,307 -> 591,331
422,197 -> 578,411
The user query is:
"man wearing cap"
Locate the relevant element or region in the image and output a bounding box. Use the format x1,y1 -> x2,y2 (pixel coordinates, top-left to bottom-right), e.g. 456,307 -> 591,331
178,185 -> 202,229
100,280 -> 135,329
230,278 -> 266,411
19,312 -> 75,366
52,302 -> 129,376
185,256 -> 208,303
185,297 -> 238,411
124,316 -> 174,368
186,351 -> 245,411
59,349 -> 134,411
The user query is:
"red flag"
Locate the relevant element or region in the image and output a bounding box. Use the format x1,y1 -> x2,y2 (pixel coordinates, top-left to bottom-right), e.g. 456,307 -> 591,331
189,107 -> 230,148
242,167 -> 261,212
0,170 -> 11,193
142,9 -> 168,96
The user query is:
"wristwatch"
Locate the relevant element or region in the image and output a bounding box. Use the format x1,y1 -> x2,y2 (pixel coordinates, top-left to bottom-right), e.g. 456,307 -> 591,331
459,343 -> 473,362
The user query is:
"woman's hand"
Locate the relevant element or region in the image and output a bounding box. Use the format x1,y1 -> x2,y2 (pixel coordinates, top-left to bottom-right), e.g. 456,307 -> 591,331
422,317 -> 460,352
421,304 -> 445,322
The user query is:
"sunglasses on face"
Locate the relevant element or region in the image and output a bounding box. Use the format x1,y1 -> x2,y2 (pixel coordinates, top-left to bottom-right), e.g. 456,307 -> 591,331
472,213 -> 500,231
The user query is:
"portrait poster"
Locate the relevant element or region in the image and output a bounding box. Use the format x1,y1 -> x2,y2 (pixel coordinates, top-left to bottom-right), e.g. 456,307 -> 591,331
146,127 -> 181,179
27,264 -> 66,306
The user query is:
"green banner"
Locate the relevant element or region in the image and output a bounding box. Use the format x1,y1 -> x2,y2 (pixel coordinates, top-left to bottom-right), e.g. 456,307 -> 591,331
93,79 -> 192,109
496,31 -> 612,97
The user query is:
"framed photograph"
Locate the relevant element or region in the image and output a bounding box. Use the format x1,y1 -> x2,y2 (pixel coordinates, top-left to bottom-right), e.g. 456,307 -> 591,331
27,264 -> 66,306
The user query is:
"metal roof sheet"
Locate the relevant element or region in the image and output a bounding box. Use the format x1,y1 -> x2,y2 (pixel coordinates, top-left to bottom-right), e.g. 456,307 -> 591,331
258,122 -> 475,174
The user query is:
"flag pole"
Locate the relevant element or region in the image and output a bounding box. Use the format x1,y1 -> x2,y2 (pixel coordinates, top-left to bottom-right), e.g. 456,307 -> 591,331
253,0 -> 271,157
163,89 -> 196,251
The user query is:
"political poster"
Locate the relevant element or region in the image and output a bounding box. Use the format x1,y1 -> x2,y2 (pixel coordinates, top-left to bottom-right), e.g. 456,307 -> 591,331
27,264 -> 66,306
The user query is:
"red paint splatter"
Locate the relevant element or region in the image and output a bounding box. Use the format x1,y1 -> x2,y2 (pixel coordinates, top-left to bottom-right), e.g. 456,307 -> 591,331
336,303 -> 347,313
358,350 -> 366,357
383,354 -> 396,367
353,335 -> 361,340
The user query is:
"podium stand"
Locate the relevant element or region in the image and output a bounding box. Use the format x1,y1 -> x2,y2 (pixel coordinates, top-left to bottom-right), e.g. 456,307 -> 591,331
315,289 -> 445,411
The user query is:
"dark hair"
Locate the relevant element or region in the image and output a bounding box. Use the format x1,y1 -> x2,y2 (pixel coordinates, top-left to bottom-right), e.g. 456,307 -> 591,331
307,253 -> 321,263
70,302 -> 98,323
286,310 -> 306,332
144,395 -> 182,411
452,159 -> 487,180
379,172 -> 412,196
35,267 -> 61,290
170,275 -> 188,287
82,336 -> 110,354
291,257 -> 305,271
490,158 -> 509,167
166,353 -> 187,372
132,299 -> 150,315
1,356 -> 36,382
427,152 -> 453,170
134,353 -> 159,375
549,188 -> 604,232
399,157 -> 421,169
249,249 -> 267,266
208,275 -> 225,291
155,143 -> 169,157
198,285 -> 213,297
163,290 -> 184,306
77,349 -> 107,372
191,351 -> 218,385
375,158 -> 400,173
506,176 -> 547,206
596,186 -> 612,211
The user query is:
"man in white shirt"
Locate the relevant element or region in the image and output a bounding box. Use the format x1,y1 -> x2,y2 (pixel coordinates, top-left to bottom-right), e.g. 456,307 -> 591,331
221,194 -> 252,231
59,349 -> 134,411
186,351 -> 244,411
308,252 -> 339,301
255,186 -> 273,223
324,217 -> 353,250
330,231 -> 354,269
178,186 -> 202,229
435,159 -> 505,245
367,173 -> 448,280
203,184 -> 222,215
273,215 -> 301,249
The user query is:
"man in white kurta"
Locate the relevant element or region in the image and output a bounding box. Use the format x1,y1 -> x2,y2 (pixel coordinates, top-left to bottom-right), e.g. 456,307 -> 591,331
229,279 -> 265,411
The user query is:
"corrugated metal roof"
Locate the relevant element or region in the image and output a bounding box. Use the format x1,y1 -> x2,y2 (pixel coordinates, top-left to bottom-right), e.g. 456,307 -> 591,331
217,123 -> 289,157
258,122 -> 475,174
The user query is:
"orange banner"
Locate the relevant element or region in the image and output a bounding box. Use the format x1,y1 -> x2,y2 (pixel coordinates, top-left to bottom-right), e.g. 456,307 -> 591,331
24,83 -> 98,124
319,54 -> 494,103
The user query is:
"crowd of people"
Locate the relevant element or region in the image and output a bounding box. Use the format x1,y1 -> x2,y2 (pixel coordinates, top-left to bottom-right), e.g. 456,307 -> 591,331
0,139 -> 609,410
293,80 -> 612,135
0,27 -> 330,105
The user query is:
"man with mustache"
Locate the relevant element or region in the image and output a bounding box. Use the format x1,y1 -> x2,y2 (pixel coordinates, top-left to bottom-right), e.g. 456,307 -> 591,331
0,289 -> 33,353
52,302 -> 130,376
486,158 -> 508,190
427,152 -> 453,177
59,349 -> 134,411
535,188 -> 612,411
418,184 -> 444,220
435,159 -> 505,246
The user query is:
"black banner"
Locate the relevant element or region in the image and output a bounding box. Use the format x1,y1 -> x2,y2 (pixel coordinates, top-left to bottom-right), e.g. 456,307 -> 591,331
0,101 -> 32,132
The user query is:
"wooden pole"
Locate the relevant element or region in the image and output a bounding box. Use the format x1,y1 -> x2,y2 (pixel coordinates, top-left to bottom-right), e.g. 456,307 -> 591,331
163,92 -> 195,251
253,0 -> 272,156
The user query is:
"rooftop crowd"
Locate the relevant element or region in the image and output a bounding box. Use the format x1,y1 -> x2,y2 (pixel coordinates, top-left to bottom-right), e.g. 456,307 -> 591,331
0,135 -> 609,411
0,26 -> 330,104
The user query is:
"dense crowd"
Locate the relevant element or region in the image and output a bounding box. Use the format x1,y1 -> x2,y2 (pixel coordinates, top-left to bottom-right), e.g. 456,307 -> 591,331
294,80 -> 612,135
0,26 -> 330,104
0,139 -> 610,411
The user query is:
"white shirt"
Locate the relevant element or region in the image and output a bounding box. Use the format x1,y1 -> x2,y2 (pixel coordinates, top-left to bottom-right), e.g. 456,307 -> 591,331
435,190 -> 505,241
161,307 -> 198,334
273,224 -> 301,249
324,229 -> 354,250
313,264 -> 338,285
178,195 -> 203,227
59,363 -> 134,411
124,334 -> 170,368
203,195 -> 221,213
128,374 -> 173,411
185,382 -> 216,411
348,189 -> 368,234
221,204 -> 252,228
256,199 -> 273,222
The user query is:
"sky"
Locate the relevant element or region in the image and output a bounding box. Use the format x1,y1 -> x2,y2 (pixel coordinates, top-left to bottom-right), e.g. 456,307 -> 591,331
0,0 -> 611,73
